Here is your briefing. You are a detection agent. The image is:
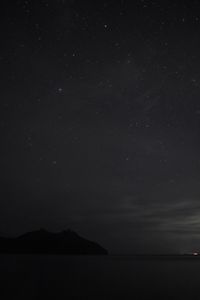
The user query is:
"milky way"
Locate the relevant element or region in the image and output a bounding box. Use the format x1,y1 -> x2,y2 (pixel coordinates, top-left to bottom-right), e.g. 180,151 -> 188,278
1,0 -> 200,253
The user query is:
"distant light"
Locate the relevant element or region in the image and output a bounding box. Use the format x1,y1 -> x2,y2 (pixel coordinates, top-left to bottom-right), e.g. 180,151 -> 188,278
193,252 -> 198,256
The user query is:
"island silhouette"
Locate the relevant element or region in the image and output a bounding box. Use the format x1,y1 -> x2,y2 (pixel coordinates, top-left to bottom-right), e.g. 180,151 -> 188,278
0,229 -> 108,255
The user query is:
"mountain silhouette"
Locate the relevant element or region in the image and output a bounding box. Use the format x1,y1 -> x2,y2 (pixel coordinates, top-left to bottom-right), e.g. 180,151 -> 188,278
0,229 -> 108,255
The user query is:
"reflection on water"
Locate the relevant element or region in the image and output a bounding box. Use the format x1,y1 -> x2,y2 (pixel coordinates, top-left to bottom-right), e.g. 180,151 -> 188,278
0,254 -> 200,299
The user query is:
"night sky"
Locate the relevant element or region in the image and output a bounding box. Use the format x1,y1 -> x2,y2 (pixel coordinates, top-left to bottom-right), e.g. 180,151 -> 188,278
1,0 -> 200,254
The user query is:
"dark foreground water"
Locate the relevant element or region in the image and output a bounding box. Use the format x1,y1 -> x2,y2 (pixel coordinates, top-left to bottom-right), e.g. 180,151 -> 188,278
1,254 -> 200,299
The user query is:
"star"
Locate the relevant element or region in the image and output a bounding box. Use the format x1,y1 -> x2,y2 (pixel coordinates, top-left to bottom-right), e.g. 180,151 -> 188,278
57,87 -> 63,93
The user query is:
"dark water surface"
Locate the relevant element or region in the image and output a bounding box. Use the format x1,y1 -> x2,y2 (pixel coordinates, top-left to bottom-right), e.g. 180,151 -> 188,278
1,254 -> 200,299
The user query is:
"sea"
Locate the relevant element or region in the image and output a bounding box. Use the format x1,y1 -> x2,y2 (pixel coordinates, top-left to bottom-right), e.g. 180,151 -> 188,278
0,254 -> 200,299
